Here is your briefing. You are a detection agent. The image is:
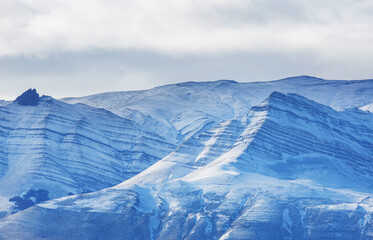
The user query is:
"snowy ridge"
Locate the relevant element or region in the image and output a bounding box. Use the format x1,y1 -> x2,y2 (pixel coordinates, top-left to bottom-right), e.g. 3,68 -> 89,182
116,91 -> 373,191
63,76 -> 373,145
238,92 -> 373,188
361,103 -> 373,113
0,93 -> 175,215
1,91 -> 373,239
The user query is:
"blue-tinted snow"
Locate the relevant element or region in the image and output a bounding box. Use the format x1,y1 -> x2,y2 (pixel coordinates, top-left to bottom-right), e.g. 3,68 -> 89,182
0,94 -> 176,217
1,86 -> 373,239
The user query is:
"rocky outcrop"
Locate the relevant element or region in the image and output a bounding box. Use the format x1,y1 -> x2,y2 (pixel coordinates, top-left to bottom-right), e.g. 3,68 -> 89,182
14,89 -> 40,106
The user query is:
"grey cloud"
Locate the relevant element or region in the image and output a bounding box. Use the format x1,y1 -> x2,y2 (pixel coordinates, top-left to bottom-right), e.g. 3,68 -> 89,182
1,48 -> 372,100
1,0 -> 373,55
0,0 -> 372,99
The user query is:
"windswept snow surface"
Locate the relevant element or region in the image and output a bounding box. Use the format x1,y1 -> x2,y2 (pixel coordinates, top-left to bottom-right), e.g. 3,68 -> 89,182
1,90 -> 373,239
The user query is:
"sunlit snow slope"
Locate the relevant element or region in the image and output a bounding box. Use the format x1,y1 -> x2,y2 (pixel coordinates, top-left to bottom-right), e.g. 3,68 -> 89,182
361,103 -> 373,113
1,91 -> 373,239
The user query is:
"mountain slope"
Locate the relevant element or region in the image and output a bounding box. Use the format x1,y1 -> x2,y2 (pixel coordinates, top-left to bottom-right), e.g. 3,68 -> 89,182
116,91 -> 373,192
0,90 -> 175,216
0,100 -> 8,107
2,92 -> 373,239
63,76 -> 373,145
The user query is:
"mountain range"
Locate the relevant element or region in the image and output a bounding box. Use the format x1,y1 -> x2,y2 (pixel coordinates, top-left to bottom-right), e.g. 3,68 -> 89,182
0,76 -> 372,239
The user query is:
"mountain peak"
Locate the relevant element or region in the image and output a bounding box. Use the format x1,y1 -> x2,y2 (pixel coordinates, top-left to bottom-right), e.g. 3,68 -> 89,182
278,75 -> 325,83
14,89 -> 40,106
255,91 -> 334,119
262,91 -> 292,106
266,91 -> 320,106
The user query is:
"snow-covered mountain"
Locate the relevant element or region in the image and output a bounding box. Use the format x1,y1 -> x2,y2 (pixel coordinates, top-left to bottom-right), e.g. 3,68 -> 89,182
1,87 -> 373,239
63,76 -> 373,145
0,89 -> 175,216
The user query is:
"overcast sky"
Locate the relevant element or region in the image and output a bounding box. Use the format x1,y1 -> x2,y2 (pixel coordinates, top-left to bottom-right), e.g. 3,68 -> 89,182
1,0 -> 373,99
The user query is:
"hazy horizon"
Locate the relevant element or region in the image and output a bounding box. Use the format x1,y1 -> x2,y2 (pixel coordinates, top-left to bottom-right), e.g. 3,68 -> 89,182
1,0 -> 373,99
1,75 -> 372,101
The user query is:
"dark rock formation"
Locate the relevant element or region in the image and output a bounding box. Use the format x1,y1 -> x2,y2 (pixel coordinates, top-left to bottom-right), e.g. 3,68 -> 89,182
14,89 -> 40,106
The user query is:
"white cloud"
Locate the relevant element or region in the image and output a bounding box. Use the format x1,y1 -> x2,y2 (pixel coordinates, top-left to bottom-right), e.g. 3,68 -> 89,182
1,0 -> 373,59
1,0 -> 373,100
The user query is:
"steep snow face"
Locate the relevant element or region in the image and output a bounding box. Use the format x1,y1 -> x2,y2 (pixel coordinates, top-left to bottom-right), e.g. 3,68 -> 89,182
0,94 -> 175,215
62,76 -> 373,145
232,92 -> 373,190
2,92 -> 373,239
117,92 -> 373,192
361,103 -> 373,112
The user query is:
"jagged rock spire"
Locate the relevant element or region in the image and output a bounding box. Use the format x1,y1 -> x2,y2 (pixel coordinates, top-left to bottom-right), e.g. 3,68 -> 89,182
14,89 -> 40,106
